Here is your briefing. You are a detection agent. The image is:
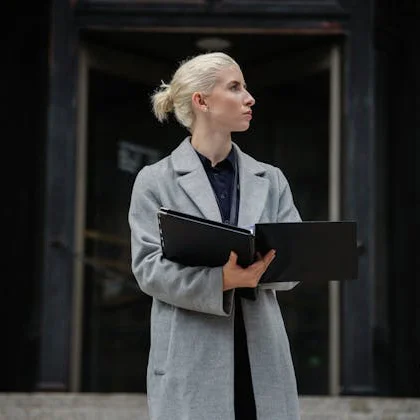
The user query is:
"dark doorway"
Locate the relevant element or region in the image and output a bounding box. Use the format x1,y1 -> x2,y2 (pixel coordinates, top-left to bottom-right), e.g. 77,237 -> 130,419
78,31 -> 340,394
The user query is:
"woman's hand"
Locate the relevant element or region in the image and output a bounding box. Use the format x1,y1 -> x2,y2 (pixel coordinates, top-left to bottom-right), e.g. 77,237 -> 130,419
222,249 -> 276,291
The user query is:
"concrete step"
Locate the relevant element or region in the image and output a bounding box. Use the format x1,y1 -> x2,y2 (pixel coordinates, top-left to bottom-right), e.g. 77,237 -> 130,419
0,394 -> 419,419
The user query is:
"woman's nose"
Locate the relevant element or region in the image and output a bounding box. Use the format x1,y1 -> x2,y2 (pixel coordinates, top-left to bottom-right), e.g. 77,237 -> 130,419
245,91 -> 255,107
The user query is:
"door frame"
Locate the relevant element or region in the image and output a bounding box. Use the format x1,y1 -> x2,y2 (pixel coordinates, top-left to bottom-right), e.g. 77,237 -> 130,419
42,0 -> 379,394
328,44 -> 342,396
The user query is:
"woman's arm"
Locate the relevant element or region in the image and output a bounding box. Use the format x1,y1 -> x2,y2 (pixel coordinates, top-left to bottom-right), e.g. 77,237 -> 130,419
129,165 -> 234,316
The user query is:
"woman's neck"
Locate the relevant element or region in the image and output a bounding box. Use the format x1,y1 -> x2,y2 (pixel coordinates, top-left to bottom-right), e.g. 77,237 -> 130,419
190,130 -> 232,167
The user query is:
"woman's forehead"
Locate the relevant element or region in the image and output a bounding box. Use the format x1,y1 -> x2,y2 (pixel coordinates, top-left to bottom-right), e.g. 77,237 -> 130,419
215,65 -> 245,84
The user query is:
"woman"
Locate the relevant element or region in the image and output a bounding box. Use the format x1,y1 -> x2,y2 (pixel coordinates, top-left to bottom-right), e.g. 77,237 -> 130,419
128,52 -> 302,420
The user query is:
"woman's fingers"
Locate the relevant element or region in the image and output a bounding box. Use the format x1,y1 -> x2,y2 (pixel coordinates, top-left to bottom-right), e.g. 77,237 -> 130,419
250,250 -> 276,282
228,251 -> 238,266
252,249 -> 276,270
263,249 -> 276,267
223,249 -> 276,289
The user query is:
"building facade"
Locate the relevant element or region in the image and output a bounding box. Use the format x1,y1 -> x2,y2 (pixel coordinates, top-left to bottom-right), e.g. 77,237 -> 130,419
3,0 -> 418,399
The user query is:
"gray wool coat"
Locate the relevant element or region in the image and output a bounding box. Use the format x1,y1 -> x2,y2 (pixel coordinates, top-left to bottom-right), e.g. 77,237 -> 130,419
128,137 -> 302,420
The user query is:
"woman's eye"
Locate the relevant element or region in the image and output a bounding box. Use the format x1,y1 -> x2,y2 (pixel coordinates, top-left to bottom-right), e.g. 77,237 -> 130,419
230,84 -> 240,91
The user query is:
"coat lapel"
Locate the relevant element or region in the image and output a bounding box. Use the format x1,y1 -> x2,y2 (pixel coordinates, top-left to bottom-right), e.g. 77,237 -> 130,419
171,138 -> 269,226
234,143 -> 269,229
171,137 -> 222,222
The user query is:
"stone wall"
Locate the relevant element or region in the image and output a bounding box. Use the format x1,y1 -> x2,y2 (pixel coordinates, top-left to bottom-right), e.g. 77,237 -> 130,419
0,394 -> 419,420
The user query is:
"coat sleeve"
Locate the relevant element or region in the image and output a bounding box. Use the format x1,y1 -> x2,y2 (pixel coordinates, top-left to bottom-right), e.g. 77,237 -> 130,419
276,168 -> 302,224
128,165 -> 234,316
260,168 -> 302,292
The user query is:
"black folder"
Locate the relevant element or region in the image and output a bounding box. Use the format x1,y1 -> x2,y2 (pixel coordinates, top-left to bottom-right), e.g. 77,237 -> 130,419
157,207 -> 358,284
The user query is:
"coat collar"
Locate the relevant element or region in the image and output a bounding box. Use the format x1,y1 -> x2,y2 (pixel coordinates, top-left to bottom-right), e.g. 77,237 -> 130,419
171,137 -> 269,227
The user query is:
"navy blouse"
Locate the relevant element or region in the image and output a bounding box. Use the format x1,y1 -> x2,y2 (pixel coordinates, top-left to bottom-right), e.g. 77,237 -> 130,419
195,147 -> 239,224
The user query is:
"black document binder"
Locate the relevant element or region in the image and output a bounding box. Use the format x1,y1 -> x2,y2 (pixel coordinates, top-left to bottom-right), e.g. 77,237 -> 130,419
157,207 -> 358,284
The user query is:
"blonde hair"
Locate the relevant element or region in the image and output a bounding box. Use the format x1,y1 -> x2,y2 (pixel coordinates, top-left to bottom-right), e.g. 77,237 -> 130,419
151,52 -> 239,129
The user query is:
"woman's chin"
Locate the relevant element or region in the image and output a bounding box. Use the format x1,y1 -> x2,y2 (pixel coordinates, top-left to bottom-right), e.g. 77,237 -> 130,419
232,123 -> 251,133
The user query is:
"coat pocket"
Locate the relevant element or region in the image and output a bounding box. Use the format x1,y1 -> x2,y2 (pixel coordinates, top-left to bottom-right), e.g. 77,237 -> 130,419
150,301 -> 175,376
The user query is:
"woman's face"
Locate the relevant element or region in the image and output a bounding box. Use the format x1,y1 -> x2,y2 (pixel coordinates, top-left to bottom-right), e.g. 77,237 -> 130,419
203,65 -> 255,132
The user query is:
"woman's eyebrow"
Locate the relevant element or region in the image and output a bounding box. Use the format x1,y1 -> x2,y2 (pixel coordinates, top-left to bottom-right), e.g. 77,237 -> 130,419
227,80 -> 247,89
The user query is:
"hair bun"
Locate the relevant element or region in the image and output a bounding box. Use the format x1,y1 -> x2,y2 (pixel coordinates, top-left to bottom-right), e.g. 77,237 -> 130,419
151,81 -> 174,122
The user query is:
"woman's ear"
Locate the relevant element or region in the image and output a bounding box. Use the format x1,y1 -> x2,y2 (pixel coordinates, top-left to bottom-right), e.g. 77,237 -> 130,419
192,92 -> 208,113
